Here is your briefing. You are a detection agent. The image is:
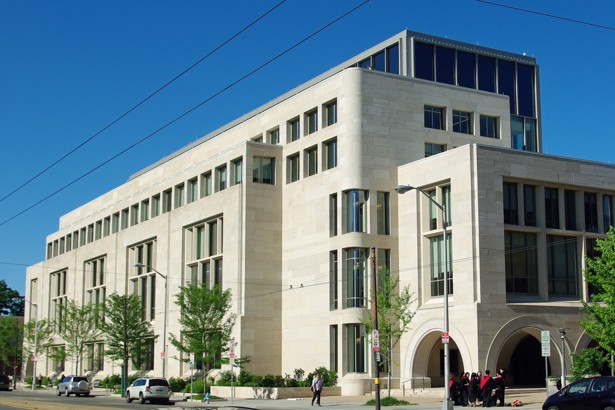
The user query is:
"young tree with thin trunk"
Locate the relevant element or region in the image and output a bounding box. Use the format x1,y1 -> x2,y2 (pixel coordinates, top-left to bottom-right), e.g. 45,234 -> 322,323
362,267 -> 416,397
57,300 -> 101,374
169,283 -> 235,392
99,293 -> 156,396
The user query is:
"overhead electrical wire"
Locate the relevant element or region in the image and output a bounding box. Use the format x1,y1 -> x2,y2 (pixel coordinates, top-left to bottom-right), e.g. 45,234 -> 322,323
476,0 -> 615,31
0,0 -> 288,204
0,0 -> 371,228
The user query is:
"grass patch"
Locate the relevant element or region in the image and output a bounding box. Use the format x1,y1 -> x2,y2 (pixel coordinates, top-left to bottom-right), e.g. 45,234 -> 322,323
365,396 -> 415,406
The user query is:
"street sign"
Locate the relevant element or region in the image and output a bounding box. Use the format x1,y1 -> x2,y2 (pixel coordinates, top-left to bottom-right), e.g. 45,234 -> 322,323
442,331 -> 449,345
160,351 -> 165,359
541,330 -> 550,357
371,329 -> 380,351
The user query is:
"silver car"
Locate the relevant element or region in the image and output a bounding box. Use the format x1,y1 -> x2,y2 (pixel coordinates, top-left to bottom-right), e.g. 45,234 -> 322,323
56,375 -> 91,397
126,377 -> 172,404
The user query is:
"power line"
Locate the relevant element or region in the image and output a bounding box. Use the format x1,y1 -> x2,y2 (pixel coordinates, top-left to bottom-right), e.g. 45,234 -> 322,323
0,0 -> 371,228
0,0 -> 288,204
476,0 -> 615,31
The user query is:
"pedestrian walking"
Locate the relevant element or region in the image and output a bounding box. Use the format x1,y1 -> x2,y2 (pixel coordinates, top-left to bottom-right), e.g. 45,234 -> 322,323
311,373 -> 323,406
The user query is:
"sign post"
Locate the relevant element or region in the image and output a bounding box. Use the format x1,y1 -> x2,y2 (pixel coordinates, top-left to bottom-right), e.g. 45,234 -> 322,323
541,331 -> 550,396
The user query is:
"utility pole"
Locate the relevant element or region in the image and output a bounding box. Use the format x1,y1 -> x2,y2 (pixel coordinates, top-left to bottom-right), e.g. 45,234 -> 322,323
370,247 -> 381,410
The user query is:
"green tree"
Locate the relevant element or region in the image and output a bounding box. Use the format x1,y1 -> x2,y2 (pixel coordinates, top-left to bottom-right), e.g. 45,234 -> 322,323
581,227 -> 615,374
57,300 -> 101,374
570,347 -> 608,380
169,284 -> 236,391
0,317 -> 23,382
99,293 -> 156,396
0,280 -> 23,316
22,318 -> 56,379
361,267 -> 416,397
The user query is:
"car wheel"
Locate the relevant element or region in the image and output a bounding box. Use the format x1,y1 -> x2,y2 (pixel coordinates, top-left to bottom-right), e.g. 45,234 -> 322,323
65,389 -> 70,397
126,391 -> 132,403
139,392 -> 145,404
56,388 -> 61,396
604,407 -> 615,410
84,393 -> 90,397
76,393 -> 81,397
546,406 -> 559,410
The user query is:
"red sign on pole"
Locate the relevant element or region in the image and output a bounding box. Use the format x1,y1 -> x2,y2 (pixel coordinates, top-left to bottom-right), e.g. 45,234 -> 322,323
441,332 -> 450,345
160,351 -> 165,359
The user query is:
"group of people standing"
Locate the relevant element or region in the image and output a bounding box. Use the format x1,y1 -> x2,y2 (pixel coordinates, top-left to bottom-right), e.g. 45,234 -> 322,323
450,368 -> 506,407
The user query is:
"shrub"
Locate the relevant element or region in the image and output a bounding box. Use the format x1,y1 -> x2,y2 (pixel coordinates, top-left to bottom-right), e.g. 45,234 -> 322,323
366,397 -> 411,406
100,374 -> 121,389
183,377 -> 209,394
168,377 -> 187,392
306,367 -> 337,387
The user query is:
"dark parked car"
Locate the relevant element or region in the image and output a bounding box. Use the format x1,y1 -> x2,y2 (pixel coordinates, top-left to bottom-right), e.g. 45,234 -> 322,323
56,375 -> 91,397
543,376 -> 615,410
0,375 -> 10,391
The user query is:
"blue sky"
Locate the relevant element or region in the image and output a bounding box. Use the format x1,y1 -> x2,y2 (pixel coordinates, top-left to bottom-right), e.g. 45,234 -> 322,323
0,0 -> 613,295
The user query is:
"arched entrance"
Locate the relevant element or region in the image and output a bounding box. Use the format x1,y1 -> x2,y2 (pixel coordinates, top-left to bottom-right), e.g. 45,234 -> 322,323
508,335 -> 548,386
411,331 -> 466,387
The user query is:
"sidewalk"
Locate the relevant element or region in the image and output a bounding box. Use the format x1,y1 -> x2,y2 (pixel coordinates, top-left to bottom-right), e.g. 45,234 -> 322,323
167,388 -> 548,410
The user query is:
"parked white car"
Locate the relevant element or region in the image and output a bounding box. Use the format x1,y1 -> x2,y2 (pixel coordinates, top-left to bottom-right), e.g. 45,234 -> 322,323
125,377 -> 172,404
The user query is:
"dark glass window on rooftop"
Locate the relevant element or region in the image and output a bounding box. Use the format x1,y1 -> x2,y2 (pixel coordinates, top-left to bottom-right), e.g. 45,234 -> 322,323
414,41 -> 434,81
477,55 -> 496,92
457,51 -> 476,89
498,60 -> 516,114
373,50 -> 385,71
386,44 -> 399,74
517,63 -> 535,117
435,46 -> 455,85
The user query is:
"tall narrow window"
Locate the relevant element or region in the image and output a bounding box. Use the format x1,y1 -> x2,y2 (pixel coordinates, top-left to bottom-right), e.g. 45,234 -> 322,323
232,158 -> 243,186
430,235 -> 453,297
428,190 -> 438,230
604,195 -> 613,233
129,240 -> 157,321
503,182 -> 518,225
151,195 -> 160,218
344,190 -> 368,233
187,178 -> 198,203
306,109 -> 318,135
524,185 -> 536,227
185,217 -> 223,289
344,248 -> 368,308
424,105 -> 445,130
442,186 -> 452,226
545,187 -> 560,229
377,192 -> 390,235
345,324 -> 366,373
306,146 -> 318,177
329,193 -> 337,237
51,270 -> 68,333
564,190 -> 577,231
288,117 -> 300,142
216,165 -> 227,192
547,235 -> 578,297
121,209 -> 129,229
505,231 -> 538,294
130,205 -> 139,226
200,172 -> 212,198
174,183 -> 185,208
329,251 -> 338,310
324,100 -> 337,126
584,192 -> 598,233
330,325 -> 338,372
268,128 -> 280,145
162,189 -> 172,213
287,154 -> 300,183
324,138 -> 337,170
141,199 -> 149,222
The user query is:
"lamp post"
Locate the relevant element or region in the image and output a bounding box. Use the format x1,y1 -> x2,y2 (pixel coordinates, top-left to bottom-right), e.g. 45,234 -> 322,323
134,263 -> 168,378
395,184 -> 452,410
15,297 -> 38,391
559,328 -> 566,388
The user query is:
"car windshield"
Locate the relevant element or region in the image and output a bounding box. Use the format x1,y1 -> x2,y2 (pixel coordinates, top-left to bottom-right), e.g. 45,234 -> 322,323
149,379 -> 169,387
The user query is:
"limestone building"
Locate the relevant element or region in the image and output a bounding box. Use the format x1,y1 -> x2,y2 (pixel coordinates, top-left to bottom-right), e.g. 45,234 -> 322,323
25,30 -> 612,394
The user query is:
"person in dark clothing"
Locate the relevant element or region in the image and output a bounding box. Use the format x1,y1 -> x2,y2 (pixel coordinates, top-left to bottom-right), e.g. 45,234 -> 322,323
468,372 -> 480,407
495,369 -> 506,406
481,370 -> 494,407
460,372 -> 470,406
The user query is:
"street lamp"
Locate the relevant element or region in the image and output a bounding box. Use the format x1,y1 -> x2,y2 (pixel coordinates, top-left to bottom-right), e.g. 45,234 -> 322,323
134,263 -> 168,378
559,328 -> 566,388
15,297 -> 37,391
395,184 -> 452,410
